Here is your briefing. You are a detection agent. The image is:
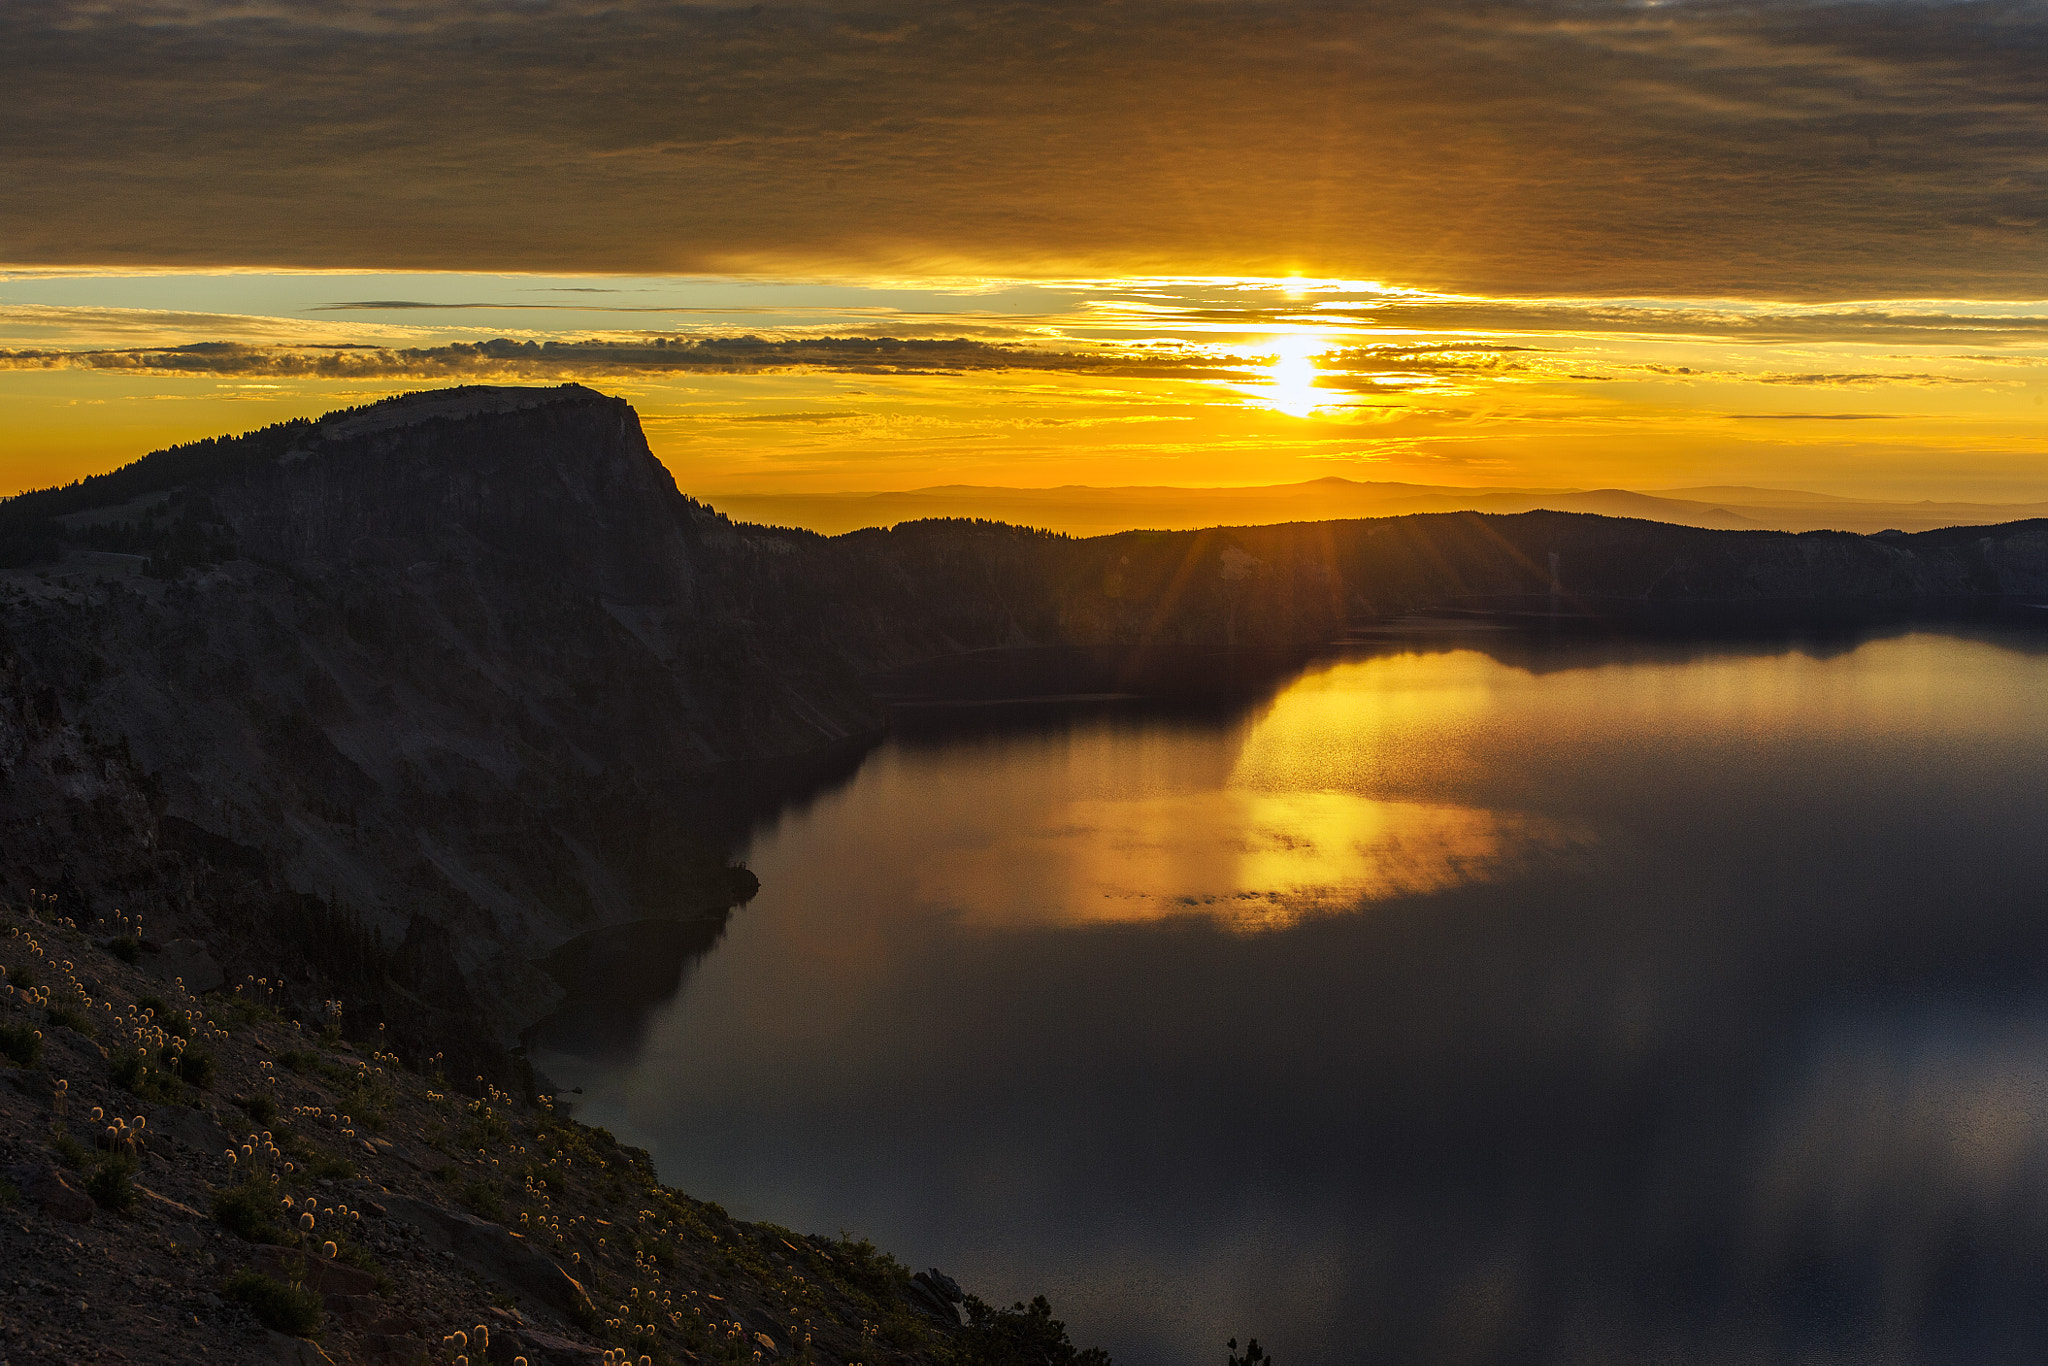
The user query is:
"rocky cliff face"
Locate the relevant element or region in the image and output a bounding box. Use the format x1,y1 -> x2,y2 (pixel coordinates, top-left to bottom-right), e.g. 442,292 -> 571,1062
0,386 -> 877,1059
4,384 -> 2046,1068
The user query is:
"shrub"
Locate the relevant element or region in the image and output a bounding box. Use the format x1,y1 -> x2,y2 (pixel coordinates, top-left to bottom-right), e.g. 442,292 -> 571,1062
85,1155 -> 136,1212
208,994 -> 276,1031
302,1146 -> 356,1182
7,966 -> 36,992
176,1047 -> 216,1088
50,1134 -> 88,1169
212,1181 -> 291,1244
224,1270 -> 322,1338
0,1023 -> 41,1068
239,1092 -> 277,1125
107,936 -> 141,964
329,1236 -> 393,1295
136,996 -> 190,1040
832,1235 -> 913,1304
110,1052 -> 185,1103
459,1178 -> 504,1220
953,1295 -> 1113,1366
45,1006 -> 93,1035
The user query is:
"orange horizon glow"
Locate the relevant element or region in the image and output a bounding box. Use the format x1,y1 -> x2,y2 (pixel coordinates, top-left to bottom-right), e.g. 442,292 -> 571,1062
3,274 -> 2047,517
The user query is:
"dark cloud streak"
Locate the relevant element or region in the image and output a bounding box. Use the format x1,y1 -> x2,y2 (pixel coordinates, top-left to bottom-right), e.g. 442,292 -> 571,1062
3,1 -> 2045,295
0,336 -> 1232,381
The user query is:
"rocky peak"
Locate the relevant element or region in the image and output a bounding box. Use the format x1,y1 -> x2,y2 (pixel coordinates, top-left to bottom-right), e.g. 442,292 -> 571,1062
217,383 -> 699,612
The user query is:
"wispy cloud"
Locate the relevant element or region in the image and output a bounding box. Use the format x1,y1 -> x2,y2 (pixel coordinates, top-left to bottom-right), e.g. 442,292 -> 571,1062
6,1 -> 2047,294
0,336 -> 1240,382
1727,413 -> 1905,422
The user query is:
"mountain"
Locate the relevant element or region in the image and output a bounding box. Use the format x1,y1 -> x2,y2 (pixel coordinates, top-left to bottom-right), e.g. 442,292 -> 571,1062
711,477 -> 2048,537
5,384 -> 2048,1076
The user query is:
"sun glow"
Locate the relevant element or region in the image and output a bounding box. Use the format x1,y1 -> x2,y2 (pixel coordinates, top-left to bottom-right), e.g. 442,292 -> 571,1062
1258,332 -> 1332,418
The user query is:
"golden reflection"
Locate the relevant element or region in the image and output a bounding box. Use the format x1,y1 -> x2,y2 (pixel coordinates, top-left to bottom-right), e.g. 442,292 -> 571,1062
916,790 -> 1572,933
909,650 -> 1585,933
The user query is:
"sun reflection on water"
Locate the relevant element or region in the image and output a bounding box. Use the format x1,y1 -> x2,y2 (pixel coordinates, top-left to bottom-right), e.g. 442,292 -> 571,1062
918,790 -> 1572,932
911,650 -> 1586,932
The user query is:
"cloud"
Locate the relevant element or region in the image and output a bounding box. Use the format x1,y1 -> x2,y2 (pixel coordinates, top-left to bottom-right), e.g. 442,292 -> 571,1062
0,303 -> 423,346
3,1 -> 2046,295
1751,372 -> 1989,387
0,335 -> 1240,382
1727,412 -> 1904,421
313,300 -> 734,312
1308,299 -> 2048,347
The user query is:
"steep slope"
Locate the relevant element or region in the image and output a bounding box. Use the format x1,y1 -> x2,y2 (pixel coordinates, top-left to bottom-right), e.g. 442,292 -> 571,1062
0,903 -> 1107,1365
0,386 -> 887,1062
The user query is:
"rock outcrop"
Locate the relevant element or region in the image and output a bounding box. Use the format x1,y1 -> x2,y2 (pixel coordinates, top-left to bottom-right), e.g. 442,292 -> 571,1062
380,1194 -> 594,1319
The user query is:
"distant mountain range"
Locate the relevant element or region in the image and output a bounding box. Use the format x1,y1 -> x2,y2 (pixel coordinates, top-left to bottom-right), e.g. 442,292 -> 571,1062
712,477 -> 2048,538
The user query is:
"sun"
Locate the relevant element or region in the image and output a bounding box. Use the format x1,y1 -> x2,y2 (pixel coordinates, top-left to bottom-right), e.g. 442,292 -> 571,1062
1259,333 -> 1328,418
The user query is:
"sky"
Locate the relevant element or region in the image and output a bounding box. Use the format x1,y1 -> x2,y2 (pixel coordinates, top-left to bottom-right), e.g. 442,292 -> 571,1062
4,0 -> 2047,504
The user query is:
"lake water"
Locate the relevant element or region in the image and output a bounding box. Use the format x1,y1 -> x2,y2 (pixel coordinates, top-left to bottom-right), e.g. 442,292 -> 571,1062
547,627 -> 2048,1365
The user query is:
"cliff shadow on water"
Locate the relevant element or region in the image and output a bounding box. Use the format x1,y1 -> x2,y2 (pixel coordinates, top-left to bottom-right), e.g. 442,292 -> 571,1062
524,910 -> 741,1060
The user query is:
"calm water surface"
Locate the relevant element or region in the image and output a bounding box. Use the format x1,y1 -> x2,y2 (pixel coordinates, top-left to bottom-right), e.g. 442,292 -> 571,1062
548,629 -> 2048,1365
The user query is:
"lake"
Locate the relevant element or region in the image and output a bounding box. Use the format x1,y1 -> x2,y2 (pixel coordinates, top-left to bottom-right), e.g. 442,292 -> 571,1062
542,626 -> 2048,1365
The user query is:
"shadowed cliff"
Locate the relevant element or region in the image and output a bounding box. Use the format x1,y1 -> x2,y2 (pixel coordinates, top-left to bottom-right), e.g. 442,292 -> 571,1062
4,383 -> 2047,1073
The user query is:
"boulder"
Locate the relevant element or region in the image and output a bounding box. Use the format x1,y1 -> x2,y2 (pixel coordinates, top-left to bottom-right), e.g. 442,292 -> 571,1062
49,1026 -> 105,1061
153,938 -> 226,993
3,1069 -> 55,1102
512,1328 -> 610,1365
323,1292 -> 387,1322
264,1330 -> 335,1364
137,1184 -> 208,1220
907,1271 -> 960,1324
362,1310 -> 428,1337
254,1245 -> 380,1298
162,1220 -> 208,1252
365,1334 -> 429,1364
146,1102 -> 229,1155
3,1162 -> 93,1224
381,1194 -> 594,1321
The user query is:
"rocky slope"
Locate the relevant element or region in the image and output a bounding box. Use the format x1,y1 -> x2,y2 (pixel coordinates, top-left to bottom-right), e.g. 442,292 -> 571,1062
0,901 -> 1106,1365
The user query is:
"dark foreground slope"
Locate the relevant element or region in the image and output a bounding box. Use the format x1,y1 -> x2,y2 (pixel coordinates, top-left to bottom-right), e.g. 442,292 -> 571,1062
3,383 -> 2048,1074
0,903 -> 1106,1365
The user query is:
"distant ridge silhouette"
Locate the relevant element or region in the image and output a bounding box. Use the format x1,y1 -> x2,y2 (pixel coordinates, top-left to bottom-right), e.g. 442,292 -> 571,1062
711,477 -> 2048,538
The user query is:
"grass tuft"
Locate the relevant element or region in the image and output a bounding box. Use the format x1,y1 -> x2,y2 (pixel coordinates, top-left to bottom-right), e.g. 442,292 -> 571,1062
212,1180 -> 292,1244
224,1270 -> 322,1338
85,1154 -> 136,1212
0,1022 -> 41,1068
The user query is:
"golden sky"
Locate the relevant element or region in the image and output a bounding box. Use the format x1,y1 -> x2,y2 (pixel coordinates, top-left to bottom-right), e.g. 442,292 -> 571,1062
3,1 -> 2046,504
